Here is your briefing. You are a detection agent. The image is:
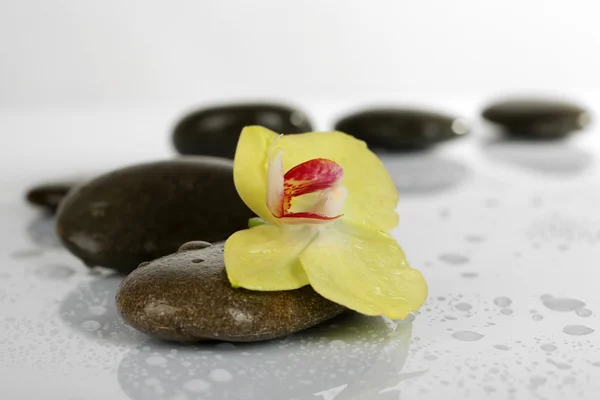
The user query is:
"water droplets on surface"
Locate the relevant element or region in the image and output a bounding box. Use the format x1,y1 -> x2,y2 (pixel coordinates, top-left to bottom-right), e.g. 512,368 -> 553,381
541,344 -> 557,352
455,302 -> 472,312
494,344 -> 511,351
493,297 -> 512,307
501,308 -> 514,315
541,294 -> 586,312
209,368 -> 233,383
563,325 -> 595,336
80,320 -> 101,332
438,253 -> 470,266
532,314 -> 544,321
145,355 -> 167,366
575,308 -> 593,317
452,331 -> 484,342
547,358 -> 572,370
88,306 -> 107,316
530,376 -> 547,389
183,379 -> 211,393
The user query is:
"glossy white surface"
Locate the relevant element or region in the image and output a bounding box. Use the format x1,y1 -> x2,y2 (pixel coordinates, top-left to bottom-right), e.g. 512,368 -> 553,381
1,105 -> 599,399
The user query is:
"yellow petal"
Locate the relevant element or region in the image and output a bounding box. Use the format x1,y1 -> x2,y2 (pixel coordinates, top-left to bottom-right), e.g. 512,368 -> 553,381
224,224 -> 314,290
233,126 -> 279,224
299,221 -> 428,320
233,126 -> 398,231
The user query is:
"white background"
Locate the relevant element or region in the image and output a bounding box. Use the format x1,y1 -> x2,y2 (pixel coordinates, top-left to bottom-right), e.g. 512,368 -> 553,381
1,0 -> 600,108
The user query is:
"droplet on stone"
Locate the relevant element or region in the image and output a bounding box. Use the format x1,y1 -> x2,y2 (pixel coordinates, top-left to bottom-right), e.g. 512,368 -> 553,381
178,241 -> 212,252
500,308 -> 513,315
494,344 -> 511,351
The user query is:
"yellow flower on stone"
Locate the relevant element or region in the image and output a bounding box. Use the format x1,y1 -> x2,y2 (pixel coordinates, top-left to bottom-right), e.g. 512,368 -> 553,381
224,126 -> 428,320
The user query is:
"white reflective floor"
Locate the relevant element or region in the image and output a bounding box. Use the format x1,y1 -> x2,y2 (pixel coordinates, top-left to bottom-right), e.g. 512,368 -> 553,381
1,105 -> 599,400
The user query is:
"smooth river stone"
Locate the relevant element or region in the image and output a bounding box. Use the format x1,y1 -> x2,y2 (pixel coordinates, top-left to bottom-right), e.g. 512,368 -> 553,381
334,108 -> 469,151
482,98 -> 591,139
173,103 -> 313,158
26,181 -> 80,213
116,242 -> 346,342
56,158 -> 254,274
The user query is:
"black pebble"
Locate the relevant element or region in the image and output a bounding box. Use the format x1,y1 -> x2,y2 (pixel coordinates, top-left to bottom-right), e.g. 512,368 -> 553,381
56,158 -> 254,274
173,103 -> 313,158
334,108 -> 469,151
482,98 -> 591,139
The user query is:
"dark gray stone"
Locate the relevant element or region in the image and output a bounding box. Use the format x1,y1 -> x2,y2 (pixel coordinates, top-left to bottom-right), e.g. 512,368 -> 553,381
116,242 -> 346,342
334,108 -> 469,151
173,103 -> 313,158
56,158 -> 254,274
482,98 -> 591,139
26,181 -> 80,213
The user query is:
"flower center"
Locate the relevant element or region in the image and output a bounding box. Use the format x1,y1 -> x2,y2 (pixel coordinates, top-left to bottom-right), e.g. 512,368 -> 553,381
266,139 -> 347,225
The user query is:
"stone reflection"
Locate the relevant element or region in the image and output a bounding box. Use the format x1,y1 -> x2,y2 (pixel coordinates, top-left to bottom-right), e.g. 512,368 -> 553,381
482,138 -> 593,175
27,212 -> 62,248
117,314 -> 412,400
378,153 -> 469,195
59,274 -> 144,345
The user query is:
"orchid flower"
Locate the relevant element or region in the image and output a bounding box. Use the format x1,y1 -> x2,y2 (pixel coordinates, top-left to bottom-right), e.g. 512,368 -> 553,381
224,126 -> 427,320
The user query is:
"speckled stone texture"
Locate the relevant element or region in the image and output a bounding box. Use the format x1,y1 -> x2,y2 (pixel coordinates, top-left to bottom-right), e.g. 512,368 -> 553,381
116,242 -> 346,342
56,158 -> 254,274
172,103 -> 313,158
334,108 -> 469,151
26,181 -> 80,213
482,98 -> 591,139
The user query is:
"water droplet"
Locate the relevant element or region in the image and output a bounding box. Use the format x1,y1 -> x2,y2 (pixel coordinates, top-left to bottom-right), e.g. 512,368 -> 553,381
563,325 -> 595,336
541,344 -> 557,352
452,331 -> 484,342
444,315 -> 457,320
88,306 -> 107,316
501,308 -> 513,315
209,368 -> 233,382
465,234 -> 486,243
183,379 -> 211,393
532,314 -> 544,321
547,358 -> 571,370
541,295 -> 585,312
438,253 -> 470,265
530,376 -> 547,389
455,302 -> 472,312
80,320 -> 101,332
493,297 -> 512,307
145,355 -> 167,366
575,308 -> 592,317
494,344 -> 511,351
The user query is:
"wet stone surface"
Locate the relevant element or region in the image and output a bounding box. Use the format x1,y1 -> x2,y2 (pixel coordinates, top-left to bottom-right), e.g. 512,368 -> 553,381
173,103 -> 313,158
482,98 -> 591,139
116,242 -> 346,342
334,108 -> 469,151
56,158 -> 254,274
